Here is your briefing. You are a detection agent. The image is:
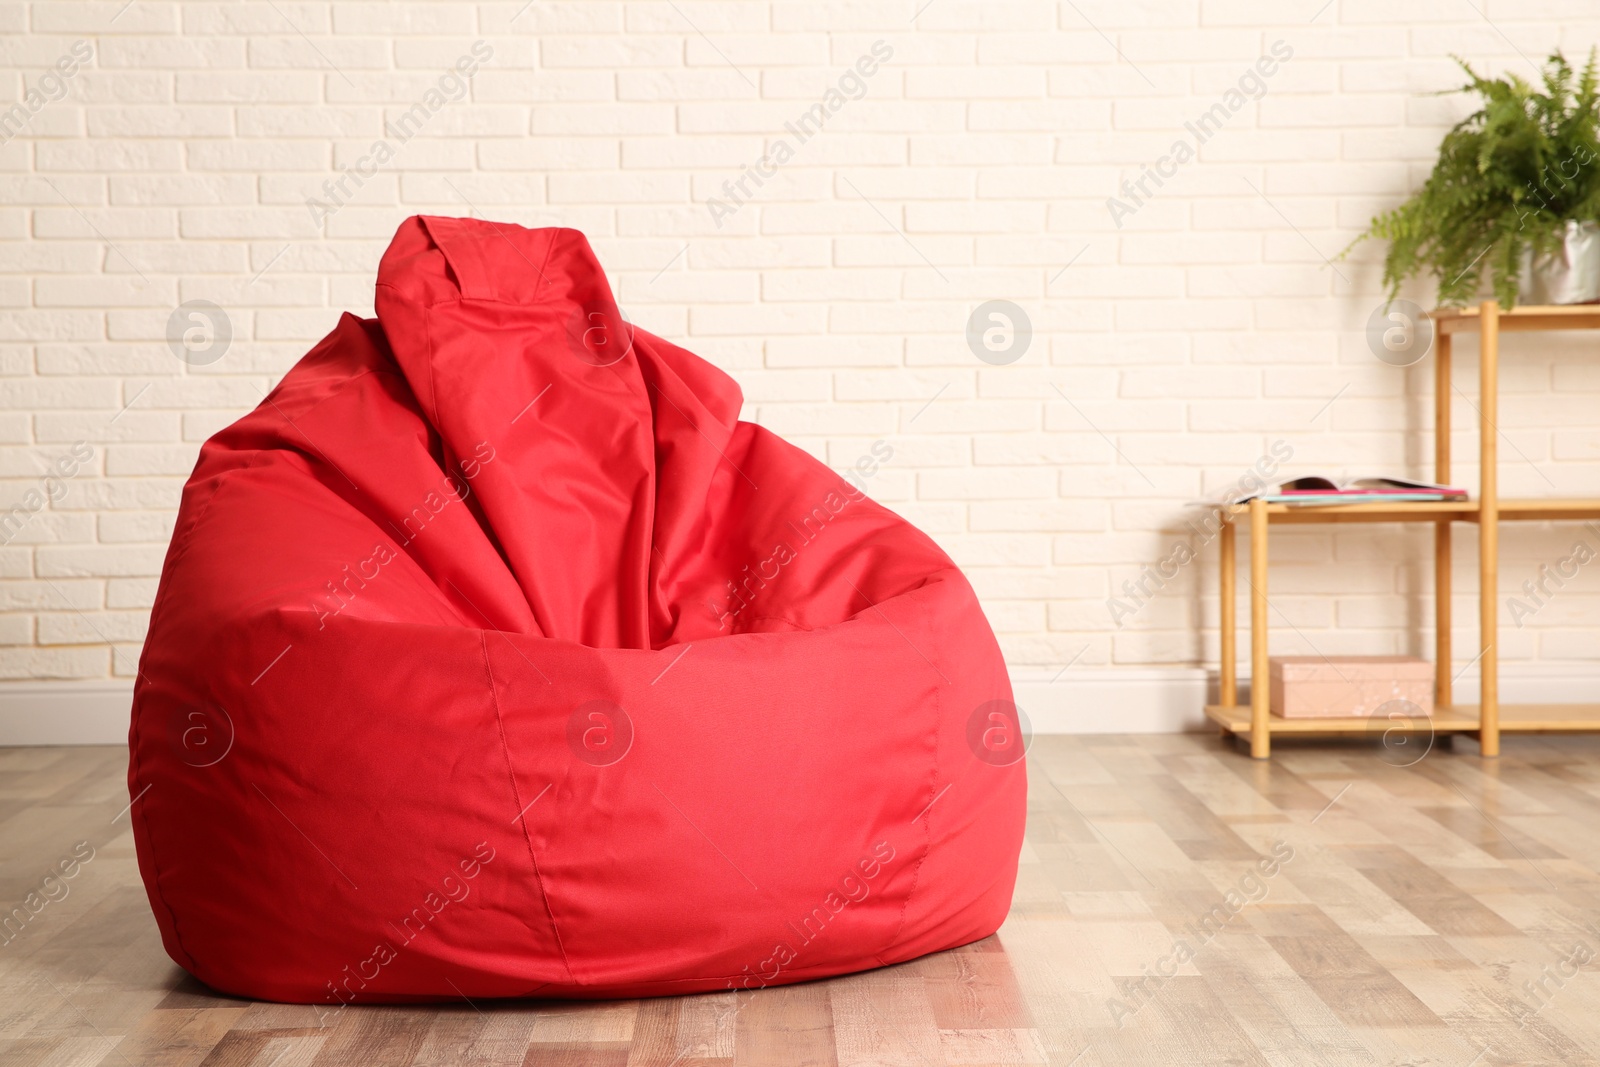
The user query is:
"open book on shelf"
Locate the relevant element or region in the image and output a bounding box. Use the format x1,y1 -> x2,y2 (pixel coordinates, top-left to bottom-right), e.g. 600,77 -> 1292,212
1212,475 -> 1469,508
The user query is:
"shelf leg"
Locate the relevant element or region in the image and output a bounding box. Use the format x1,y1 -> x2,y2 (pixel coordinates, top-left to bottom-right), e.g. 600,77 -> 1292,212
1435,329 -> 1452,711
1220,511 -> 1236,708
1435,522 -> 1452,709
1249,497 -> 1270,760
1479,300 -> 1500,758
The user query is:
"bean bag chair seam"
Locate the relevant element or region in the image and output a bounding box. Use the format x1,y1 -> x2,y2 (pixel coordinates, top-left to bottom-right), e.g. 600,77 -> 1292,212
156,448 -> 267,606
375,216 -> 564,322
287,367 -> 406,421
377,287 -> 558,314
128,446 -> 272,981
882,592 -> 938,961
415,215 -> 568,309
734,613 -> 811,633
424,305 -> 442,430
128,698 -> 198,976
479,627 -> 578,985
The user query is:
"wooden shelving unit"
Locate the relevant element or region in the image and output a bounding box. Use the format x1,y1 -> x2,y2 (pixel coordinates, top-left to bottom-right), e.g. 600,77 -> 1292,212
1208,300 -> 1600,759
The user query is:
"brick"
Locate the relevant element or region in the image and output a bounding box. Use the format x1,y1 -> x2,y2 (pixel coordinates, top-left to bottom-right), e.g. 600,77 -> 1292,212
464,2 -> 590,33
248,37 -> 389,71
904,67 -> 1045,99
483,138 -> 621,171
35,276 -> 176,308
766,335 -> 901,369
103,444 -> 203,477
1259,93 -> 1405,127
37,411 -> 177,443
416,39 -> 531,71
396,106 -> 526,139
179,208 -> 317,240
32,2 -> 177,33
550,172 -> 688,205
176,72 -> 321,104
183,3 -> 332,35
760,269 -> 899,303
33,141 -> 182,173
970,100 -> 1112,131
534,104 -> 675,136
0,646 -> 107,680
0,580 -> 99,611
37,544 -> 168,577
330,4 -> 470,35
541,37 -> 683,69
37,609 -> 147,644
236,107 -> 369,139
918,468 -> 1055,500
106,577 -> 157,609
186,140 -> 333,171
754,401 -> 894,435
62,478 -> 185,513
615,70 -> 744,102
96,36 -> 245,70
0,511 -> 95,544
97,511 -> 175,543
0,379 -> 119,409
0,175 -> 101,206
475,70 -> 612,104
911,133 -> 1052,167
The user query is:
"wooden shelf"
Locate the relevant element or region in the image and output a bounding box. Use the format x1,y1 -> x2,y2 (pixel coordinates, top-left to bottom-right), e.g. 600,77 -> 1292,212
1256,500 -> 1475,523
1216,299 -> 1600,759
1433,303 -> 1600,334
1252,497 -> 1600,523
1498,498 -> 1600,521
1208,703 -> 1600,736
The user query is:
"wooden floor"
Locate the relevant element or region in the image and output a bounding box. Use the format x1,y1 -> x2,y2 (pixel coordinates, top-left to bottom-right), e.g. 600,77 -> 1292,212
4,734 -> 1600,1066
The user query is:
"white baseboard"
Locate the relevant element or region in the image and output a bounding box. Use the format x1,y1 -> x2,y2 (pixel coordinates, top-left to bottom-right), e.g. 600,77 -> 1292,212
2,664 -> 1597,746
0,680 -> 134,746
1012,667 -> 1211,734
1012,662 -> 1600,735
1447,663 -> 1600,705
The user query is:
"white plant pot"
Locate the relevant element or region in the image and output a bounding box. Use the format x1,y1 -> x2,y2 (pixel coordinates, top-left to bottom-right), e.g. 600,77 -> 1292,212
1518,219 -> 1600,305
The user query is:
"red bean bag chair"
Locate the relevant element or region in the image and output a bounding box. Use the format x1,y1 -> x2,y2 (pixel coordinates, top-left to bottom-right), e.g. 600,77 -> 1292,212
128,215 -> 1025,1005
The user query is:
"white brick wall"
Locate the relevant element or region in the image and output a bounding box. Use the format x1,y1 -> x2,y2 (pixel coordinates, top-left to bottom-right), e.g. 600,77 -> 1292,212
3,0 -> 1600,686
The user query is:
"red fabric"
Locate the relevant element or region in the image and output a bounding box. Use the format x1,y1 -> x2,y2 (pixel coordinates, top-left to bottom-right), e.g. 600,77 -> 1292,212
128,216 -> 1025,1005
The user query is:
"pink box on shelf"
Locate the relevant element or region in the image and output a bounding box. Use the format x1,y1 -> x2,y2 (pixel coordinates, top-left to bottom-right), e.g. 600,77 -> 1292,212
1268,656 -> 1434,718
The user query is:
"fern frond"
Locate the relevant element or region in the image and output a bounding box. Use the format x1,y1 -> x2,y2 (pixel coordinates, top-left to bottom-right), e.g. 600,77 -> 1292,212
1346,49 -> 1600,307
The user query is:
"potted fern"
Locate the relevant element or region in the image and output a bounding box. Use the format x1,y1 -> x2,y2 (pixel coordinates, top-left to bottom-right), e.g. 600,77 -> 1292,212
1348,50 -> 1600,308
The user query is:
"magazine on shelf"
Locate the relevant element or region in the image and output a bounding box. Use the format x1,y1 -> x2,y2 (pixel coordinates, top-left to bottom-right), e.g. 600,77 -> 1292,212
1207,475 -> 1469,508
